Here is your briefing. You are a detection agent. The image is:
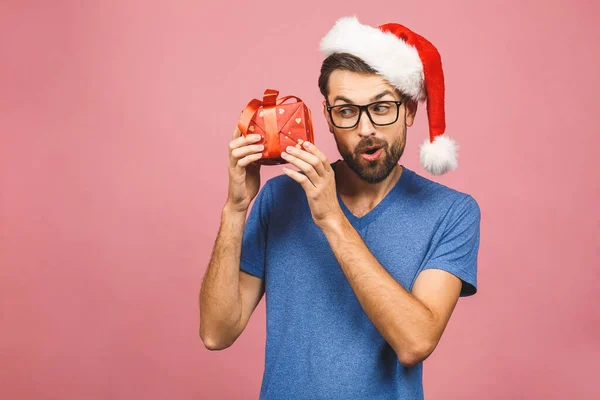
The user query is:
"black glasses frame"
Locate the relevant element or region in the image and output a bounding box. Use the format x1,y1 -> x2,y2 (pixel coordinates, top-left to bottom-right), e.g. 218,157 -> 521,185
326,99 -> 405,129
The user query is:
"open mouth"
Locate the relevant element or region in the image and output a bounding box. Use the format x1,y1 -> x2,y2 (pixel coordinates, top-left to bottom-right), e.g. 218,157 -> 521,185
360,146 -> 384,161
361,146 -> 383,155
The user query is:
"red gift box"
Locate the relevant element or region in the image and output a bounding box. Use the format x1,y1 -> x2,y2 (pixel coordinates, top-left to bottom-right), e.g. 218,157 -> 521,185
238,89 -> 315,165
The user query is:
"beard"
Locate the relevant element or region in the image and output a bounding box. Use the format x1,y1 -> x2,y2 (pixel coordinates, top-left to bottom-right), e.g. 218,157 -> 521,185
335,129 -> 406,184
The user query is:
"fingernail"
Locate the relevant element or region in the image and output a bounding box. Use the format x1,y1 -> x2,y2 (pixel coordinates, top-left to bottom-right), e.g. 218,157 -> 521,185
303,141 -> 311,148
286,146 -> 294,152
252,134 -> 261,140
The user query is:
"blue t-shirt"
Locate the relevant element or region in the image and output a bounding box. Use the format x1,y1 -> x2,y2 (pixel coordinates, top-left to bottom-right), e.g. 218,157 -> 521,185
240,162 -> 481,400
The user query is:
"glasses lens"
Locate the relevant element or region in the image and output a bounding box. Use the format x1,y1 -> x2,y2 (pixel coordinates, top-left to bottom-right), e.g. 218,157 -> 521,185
368,101 -> 399,125
330,105 -> 360,128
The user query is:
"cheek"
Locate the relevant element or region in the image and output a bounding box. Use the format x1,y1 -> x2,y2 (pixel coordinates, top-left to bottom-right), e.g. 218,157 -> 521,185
386,120 -> 405,134
384,125 -> 406,144
333,134 -> 354,153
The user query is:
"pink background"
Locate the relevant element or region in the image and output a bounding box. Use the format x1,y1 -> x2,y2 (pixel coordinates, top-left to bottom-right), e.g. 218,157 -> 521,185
1,1 -> 598,399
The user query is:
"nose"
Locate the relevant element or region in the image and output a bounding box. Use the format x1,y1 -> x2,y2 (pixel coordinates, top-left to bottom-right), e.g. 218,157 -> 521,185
357,109 -> 375,138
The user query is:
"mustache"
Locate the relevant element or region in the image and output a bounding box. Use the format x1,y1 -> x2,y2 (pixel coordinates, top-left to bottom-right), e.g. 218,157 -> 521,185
355,138 -> 388,153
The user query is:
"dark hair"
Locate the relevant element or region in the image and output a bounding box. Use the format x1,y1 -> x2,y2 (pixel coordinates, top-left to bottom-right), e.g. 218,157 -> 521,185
317,52 -> 417,117
317,53 -> 378,99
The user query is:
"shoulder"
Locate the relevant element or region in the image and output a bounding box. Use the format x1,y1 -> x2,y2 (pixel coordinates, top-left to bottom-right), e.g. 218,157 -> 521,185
403,167 -> 480,218
262,173 -> 301,197
256,173 -> 306,209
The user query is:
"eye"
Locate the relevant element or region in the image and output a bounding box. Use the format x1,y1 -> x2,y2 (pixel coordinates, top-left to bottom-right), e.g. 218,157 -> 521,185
371,103 -> 391,114
337,107 -> 358,118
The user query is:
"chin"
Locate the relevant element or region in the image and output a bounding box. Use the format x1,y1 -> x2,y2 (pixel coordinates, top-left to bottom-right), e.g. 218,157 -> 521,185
359,166 -> 395,184
345,152 -> 398,184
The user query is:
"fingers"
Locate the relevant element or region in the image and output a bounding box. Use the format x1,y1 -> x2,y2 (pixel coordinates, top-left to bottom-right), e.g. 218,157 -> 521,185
282,167 -> 313,193
281,150 -> 319,187
282,142 -> 328,178
237,152 -> 263,168
229,132 -> 263,168
301,141 -> 331,172
232,126 -> 242,139
231,144 -> 264,161
230,133 -> 262,153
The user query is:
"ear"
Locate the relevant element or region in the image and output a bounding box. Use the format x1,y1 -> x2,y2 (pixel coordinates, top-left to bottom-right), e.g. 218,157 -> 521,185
323,100 -> 334,134
405,99 -> 418,128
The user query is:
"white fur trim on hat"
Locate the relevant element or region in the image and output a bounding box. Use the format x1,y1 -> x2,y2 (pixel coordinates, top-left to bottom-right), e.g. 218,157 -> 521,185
419,135 -> 459,175
319,16 -> 426,101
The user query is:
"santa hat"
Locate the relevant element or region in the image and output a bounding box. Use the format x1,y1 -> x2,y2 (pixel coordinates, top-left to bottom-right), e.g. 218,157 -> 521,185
319,16 -> 458,175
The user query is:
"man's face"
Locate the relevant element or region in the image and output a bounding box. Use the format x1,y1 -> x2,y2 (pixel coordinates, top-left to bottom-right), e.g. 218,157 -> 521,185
323,70 -> 416,184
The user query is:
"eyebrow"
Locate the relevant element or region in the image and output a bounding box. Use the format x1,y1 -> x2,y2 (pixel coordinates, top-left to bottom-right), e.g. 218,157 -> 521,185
332,90 -> 397,105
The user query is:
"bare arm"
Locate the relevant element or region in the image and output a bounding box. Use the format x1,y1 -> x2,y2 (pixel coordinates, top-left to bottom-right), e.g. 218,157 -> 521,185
199,127 -> 266,350
199,205 -> 265,350
321,217 -> 462,366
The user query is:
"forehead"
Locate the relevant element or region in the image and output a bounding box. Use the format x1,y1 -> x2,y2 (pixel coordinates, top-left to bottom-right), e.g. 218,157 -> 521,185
328,70 -> 398,104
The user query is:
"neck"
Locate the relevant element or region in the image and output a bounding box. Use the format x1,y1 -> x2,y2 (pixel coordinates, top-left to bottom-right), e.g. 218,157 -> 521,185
335,160 -> 403,203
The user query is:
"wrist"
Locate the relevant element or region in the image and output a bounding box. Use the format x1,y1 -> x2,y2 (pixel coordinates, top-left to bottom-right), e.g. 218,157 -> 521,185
317,209 -> 347,234
222,201 -> 248,219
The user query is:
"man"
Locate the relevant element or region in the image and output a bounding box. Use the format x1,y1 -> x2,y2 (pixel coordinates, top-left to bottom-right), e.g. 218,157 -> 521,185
200,16 -> 481,400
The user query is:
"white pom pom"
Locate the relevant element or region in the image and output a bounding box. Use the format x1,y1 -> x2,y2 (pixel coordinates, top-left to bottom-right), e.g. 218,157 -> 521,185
419,135 -> 459,175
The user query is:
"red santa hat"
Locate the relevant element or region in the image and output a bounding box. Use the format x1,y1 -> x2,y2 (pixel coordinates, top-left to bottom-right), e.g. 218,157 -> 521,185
319,16 -> 458,175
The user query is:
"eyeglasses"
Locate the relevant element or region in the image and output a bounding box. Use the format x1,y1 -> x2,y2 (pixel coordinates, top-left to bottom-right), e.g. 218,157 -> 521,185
326,99 -> 405,129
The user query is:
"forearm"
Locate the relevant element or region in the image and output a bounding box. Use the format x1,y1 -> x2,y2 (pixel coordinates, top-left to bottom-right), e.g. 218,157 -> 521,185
199,203 -> 247,347
321,216 -> 437,365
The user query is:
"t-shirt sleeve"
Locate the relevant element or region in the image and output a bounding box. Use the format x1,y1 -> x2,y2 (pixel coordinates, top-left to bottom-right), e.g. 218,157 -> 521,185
421,194 -> 481,296
239,180 -> 272,280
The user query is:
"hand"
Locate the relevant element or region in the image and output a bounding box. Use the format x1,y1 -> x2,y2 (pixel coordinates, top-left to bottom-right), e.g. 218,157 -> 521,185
281,141 -> 344,229
226,127 -> 264,213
